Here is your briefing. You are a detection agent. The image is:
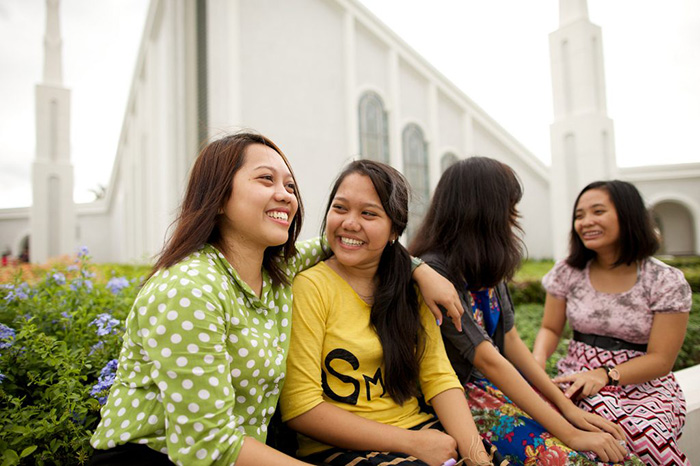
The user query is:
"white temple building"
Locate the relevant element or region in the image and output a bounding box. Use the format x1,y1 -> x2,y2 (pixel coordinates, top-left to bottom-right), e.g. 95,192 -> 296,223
0,0 -> 698,264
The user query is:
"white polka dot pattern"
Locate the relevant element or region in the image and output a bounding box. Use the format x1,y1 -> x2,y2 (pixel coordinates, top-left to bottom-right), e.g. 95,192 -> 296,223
90,239 -> 325,464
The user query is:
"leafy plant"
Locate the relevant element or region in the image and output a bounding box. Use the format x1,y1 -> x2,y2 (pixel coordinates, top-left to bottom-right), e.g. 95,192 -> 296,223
0,250 -> 144,465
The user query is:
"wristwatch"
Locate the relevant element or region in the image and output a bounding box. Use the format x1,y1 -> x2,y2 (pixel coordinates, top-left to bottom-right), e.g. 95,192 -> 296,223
604,365 -> 620,386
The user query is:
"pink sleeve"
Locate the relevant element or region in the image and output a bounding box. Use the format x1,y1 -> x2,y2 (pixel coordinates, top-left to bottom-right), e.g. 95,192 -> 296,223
649,266 -> 692,314
542,260 -> 574,299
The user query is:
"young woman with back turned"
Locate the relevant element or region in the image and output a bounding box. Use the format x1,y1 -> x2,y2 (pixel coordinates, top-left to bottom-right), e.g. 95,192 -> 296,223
532,180 -> 691,465
281,160 -> 507,466
410,158 -> 640,465
89,133 -> 464,466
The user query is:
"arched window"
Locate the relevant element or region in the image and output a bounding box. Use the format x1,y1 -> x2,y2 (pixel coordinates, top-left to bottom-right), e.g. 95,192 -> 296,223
402,123 -> 428,239
358,92 -> 389,163
441,152 -> 459,173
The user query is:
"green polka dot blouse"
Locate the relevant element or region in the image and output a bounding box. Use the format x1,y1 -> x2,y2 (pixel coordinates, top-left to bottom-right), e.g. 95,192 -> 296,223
91,239 -> 324,465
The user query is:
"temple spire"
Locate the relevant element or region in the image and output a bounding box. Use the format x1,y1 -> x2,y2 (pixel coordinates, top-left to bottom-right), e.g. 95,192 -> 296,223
43,0 -> 63,85
31,0 -> 75,263
559,0 -> 589,26
548,0 -> 616,259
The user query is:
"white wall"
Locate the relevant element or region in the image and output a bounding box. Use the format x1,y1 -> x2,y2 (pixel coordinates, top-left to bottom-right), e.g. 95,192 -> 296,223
0,209 -> 30,258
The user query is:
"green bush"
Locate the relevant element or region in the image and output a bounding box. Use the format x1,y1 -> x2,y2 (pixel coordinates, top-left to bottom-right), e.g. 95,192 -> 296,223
514,303 -> 572,377
675,292 -> 700,372
659,256 -> 700,292
0,251 -> 146,465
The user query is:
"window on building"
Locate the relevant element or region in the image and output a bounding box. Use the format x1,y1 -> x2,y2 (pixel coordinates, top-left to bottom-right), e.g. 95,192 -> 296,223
358,92 -> 389,163
402,123 -> 428,240
441,152 -> 459,173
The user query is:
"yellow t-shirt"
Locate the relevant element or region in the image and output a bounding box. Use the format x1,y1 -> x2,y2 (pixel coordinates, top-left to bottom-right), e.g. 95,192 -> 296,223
280,261 -> 462,457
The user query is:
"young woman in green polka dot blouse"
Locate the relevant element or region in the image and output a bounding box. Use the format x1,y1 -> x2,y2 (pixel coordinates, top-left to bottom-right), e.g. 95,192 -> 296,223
89,133 -> 465,466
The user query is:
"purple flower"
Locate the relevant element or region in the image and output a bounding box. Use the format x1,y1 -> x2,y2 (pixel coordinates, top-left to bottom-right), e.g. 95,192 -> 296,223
89,340 -> 104,355
3,283 -> 29,301
70,278 -> 94,292
67,265 -> 78,272
61,311 -> 72,319
90,359 -> 119,404
90,313 -> 120,336
106,277 -> 130,294
0,323 -> 16,349
77,246 -> 90,258
52,272 -> 66,285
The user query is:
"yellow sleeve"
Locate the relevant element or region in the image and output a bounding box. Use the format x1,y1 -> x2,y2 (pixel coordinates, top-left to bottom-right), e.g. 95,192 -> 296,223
417,300 -> 463,403
280,272 -> 329,422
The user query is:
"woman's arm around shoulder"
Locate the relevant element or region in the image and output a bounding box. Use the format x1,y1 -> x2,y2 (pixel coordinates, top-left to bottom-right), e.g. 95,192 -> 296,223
412,261 -> 464,332
286,236 -> 328,277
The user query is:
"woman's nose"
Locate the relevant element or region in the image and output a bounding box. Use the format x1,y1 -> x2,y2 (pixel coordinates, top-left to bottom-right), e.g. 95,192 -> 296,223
342,215 -> 361,231
274,186 -> 294,202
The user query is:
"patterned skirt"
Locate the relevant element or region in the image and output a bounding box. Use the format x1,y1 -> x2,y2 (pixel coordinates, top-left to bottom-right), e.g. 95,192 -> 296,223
303,418 -> 510,465
557,340 -> 689,466
465,380 -> 644,466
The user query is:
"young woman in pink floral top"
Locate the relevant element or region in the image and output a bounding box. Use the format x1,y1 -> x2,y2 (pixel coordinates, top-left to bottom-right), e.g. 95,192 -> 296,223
533,180 -> 692,465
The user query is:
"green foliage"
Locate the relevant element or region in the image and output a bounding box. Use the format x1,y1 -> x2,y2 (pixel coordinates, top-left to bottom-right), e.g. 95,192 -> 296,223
0,252 -> 144,465
507,281 -> 545,305
674,292 -> 700,372
514,303 -> 571,377
513,259 -> 555,282
659,256 -> 700,292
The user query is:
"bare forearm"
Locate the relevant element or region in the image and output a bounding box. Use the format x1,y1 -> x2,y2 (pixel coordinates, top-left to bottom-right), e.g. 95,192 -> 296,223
534,294 -> 568,367
613,353 -> 676,386
286,402 -> 412,454
505,334 -> 575,412
430,389 -> 482,458
532,327 -> 560,366
237,437 -> 313,466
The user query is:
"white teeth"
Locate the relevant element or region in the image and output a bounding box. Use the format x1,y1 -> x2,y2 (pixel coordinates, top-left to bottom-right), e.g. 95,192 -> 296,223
267,211 -> 288,221
340,237 -> 364,246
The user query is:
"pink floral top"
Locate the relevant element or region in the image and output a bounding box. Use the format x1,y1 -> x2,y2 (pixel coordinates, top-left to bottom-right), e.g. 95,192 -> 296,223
542,257 -> 691,344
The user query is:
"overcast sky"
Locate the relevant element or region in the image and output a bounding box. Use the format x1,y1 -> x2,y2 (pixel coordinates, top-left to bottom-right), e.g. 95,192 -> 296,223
0,0 -> 698,208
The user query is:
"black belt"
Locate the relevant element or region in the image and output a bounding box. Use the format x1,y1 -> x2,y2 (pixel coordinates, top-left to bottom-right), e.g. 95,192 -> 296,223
573,330 -> 648,353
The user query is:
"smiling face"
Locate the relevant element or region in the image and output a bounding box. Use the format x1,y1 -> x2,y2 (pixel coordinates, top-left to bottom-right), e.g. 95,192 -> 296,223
219,143 -> 299,253
325,173 -> 395,271
574,188 -> 620,256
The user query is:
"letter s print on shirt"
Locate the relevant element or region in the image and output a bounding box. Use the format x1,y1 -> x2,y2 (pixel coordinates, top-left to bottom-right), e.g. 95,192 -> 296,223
321,348 -> 386,405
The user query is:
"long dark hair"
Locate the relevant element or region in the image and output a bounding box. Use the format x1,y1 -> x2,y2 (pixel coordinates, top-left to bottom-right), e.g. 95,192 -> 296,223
322,160 -> 422,404
409,156 -> 524,290
567,180 -> 659,269
153,132 -> 304,285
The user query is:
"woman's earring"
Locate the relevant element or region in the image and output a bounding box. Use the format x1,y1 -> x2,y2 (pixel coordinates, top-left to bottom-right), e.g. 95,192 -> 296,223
391,239 -> 396,245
